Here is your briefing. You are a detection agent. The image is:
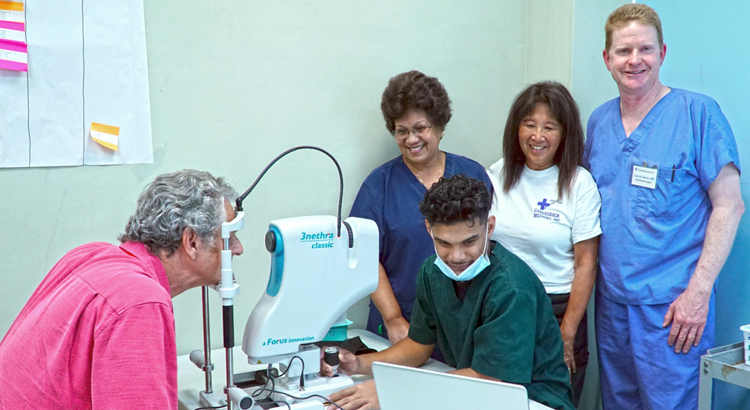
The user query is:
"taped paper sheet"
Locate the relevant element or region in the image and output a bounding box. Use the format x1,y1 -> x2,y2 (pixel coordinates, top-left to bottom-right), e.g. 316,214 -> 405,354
0,0 -> 152,168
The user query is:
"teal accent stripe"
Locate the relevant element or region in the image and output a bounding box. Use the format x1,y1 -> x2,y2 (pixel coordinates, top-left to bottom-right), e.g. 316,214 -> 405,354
266,226 -> 284,297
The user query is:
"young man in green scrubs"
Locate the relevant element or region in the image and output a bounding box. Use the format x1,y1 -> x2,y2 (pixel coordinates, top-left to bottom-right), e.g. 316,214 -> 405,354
322,175 -> 574,410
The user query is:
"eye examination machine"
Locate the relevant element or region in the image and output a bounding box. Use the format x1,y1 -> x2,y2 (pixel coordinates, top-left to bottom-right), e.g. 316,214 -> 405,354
189,147 -> 379,410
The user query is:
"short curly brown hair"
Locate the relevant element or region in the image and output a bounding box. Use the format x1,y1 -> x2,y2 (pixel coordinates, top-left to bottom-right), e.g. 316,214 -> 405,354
419,174 -> 490,226
380,70 -> 452,134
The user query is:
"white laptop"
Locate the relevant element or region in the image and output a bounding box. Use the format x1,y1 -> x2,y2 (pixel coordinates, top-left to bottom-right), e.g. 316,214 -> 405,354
372,362 -> 532,410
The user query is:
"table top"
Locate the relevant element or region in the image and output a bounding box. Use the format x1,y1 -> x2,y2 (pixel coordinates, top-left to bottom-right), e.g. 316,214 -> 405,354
177,329 -> 551,410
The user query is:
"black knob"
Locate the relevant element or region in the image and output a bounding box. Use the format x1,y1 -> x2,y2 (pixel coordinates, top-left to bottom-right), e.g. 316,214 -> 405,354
324,347 -> 340,366
265,230 -> 276,253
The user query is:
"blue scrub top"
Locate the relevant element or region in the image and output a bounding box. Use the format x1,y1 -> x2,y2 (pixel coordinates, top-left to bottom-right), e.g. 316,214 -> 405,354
349,152 -> 491,330
583,88 -> 740,304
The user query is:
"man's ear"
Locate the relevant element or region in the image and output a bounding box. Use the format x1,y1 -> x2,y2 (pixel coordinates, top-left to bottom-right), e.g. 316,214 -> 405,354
487,215 -> 496,239
603,49 -> 612,72
181,228 -> 200,260
424,220 -> 432,235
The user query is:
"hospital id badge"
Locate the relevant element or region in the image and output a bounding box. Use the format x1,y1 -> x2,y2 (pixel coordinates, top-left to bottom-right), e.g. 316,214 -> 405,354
631,165 -> 657,189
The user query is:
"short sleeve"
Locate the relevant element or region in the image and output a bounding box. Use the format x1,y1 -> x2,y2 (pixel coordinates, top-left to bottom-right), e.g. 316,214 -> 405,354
349,180 -> 386,256
470,288 -> 537,383
92,303 -> 177,410
571,169 -> 602,244
696,99 -> 741,190
407,266 -> 438,346
475,167 -> 493,197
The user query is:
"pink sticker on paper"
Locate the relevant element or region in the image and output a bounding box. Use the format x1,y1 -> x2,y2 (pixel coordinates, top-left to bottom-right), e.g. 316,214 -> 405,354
0,20 -> 24,43
0,39 -> 27,71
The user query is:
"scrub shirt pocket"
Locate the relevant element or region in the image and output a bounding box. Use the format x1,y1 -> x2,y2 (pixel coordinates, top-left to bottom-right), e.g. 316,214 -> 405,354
635,167 -> 686,220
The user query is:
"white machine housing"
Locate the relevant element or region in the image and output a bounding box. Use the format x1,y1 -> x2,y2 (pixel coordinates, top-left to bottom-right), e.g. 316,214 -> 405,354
242,215 -> 378,367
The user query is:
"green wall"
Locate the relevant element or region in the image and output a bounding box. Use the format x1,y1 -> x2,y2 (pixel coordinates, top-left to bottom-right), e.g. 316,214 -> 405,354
0,0 -> 574,359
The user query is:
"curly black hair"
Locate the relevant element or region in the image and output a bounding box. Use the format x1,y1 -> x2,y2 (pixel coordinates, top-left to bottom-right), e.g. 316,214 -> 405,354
380,70 -> 452,134
419,174 -> 491,226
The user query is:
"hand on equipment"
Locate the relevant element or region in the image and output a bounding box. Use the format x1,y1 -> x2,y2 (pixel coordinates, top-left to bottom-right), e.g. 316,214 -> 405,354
326,379 -> 379,410
320,347 -> 361,377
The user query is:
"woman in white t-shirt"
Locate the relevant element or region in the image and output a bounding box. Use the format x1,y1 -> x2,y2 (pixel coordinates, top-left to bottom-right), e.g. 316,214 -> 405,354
487,81 -> 601,407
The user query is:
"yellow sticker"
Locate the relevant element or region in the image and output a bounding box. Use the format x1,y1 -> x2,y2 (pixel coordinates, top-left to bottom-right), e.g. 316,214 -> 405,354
90,122 -> 120,151
0,2 -> 24,23
0,2 -> 24,11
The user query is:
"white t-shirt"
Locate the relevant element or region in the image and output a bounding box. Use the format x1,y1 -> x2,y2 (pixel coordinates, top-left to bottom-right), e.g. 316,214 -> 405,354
487,158 -> 602,294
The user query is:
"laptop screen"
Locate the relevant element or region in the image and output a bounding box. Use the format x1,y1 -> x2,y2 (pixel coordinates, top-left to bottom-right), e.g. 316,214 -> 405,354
371,362 -> 531,410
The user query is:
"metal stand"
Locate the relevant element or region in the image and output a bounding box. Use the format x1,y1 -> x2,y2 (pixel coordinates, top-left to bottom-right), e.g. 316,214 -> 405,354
194,286 -> 227,408
698,342 -> 750,409
191,211 -> 253,410
202,286 -> 214,394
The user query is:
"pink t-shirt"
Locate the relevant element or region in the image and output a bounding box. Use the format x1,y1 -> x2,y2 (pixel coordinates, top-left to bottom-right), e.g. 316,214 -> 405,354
0,242 -> 177,409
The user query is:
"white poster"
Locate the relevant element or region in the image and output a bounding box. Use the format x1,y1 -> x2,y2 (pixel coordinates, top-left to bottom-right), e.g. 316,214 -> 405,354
0,0 -> 152,168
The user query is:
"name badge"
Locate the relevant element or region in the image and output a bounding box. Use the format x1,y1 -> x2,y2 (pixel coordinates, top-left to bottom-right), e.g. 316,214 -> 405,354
631,165 -> 657,189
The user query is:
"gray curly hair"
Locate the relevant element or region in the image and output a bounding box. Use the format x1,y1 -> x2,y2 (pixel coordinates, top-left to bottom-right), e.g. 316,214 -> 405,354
119,169 -> 237,256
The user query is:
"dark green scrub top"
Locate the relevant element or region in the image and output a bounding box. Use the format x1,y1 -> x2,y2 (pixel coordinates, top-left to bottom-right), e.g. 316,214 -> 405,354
408,242 -> 574,410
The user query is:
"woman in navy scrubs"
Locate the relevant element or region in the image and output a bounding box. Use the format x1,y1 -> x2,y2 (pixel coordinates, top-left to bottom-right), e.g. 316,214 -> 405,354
349,70 -> 491,358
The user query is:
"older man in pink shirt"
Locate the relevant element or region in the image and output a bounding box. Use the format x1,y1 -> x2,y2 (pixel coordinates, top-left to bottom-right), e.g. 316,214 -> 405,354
0,169 -> 243,409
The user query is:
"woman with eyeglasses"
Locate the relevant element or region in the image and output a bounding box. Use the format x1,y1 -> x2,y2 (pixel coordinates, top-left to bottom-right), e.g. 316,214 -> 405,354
486,81 -> 601,407
349,71 -> 491,359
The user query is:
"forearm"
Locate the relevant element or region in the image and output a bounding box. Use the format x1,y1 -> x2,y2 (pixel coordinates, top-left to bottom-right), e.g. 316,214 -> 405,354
688,203 -> 744,293
449,367 -> 500,382
561,237 -> 598,331
687,164 -> 744,295
561,278 -> 593,332
355,337 -> 433,375
370,263 -> 404,323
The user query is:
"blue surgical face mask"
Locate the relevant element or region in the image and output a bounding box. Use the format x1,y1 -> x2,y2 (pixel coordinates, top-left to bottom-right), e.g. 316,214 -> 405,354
432,223 -> 491,282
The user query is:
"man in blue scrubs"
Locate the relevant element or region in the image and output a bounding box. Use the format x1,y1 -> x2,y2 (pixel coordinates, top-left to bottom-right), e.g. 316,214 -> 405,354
583,4 -> 744,409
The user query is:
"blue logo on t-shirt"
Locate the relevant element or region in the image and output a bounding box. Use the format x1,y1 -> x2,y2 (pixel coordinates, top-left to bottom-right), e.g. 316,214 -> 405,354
534,198 -> 561,222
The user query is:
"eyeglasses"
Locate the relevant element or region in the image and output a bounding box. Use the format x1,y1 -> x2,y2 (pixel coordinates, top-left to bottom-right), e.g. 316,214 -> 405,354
394,125 -> 432,139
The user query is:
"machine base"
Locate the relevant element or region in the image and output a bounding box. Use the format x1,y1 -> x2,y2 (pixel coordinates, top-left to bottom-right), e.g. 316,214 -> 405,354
247,374 -> 353,409
199,390 -> 228,408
